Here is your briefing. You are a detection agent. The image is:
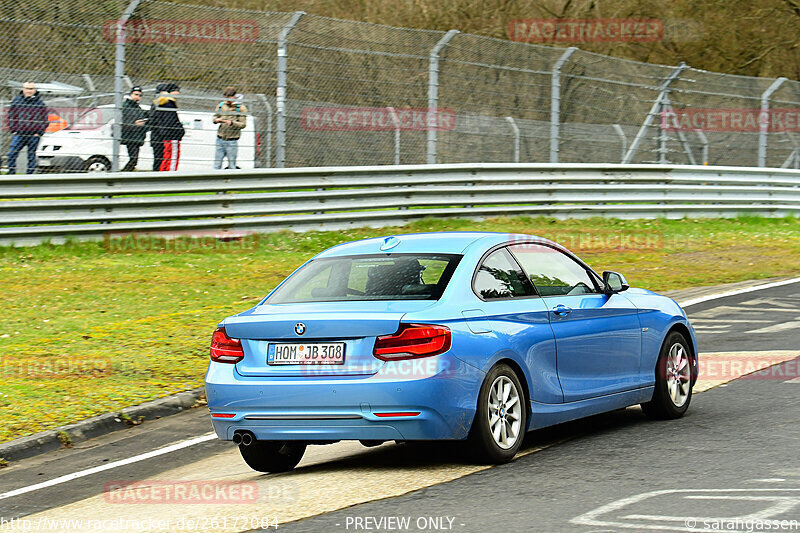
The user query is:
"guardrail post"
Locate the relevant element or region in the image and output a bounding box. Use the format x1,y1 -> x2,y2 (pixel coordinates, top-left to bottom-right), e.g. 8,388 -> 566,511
257,94 -> 273,168
505,116 -> 520,163
427,30 -> 459,165
387,107 -> 401,165
622,62 -> 687,164
550,47 -> 577,163
758,77 -> 787,167
275,11 -> 304,169
111,0 -> 142,173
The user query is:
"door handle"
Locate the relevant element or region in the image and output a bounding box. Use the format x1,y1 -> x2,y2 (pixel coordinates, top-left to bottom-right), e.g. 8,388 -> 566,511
552,304 -> 572,316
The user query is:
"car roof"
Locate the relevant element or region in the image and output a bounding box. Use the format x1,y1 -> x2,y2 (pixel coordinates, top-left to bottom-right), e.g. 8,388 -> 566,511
314,231 -> 558,258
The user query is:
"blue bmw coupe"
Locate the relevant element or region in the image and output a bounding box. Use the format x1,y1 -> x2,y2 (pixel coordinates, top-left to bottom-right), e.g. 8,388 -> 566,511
205,232 -> 698,472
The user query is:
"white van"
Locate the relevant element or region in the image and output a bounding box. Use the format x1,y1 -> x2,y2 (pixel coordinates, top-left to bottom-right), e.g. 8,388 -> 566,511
37,103 -> 259,172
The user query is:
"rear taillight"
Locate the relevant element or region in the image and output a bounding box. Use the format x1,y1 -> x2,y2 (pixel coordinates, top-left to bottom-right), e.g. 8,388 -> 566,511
210,327 -> 244,364
374,324 -> 451,361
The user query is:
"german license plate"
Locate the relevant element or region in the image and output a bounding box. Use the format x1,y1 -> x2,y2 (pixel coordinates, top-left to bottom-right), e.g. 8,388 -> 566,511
267,343 -> 345,365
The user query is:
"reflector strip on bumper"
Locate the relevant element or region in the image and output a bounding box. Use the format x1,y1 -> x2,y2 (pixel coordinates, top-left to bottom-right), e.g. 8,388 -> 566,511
374,412 -> 421,418
210,413 -> 236,418
243,414 -> 363,420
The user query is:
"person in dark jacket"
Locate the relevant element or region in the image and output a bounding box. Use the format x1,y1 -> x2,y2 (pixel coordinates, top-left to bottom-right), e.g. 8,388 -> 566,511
6,81 -> 49,174
121,86 -> 148,172
149,83 -> 185,171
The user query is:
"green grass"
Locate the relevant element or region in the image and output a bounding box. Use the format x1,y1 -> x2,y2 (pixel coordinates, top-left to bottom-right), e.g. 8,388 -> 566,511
1,215 -> 799,444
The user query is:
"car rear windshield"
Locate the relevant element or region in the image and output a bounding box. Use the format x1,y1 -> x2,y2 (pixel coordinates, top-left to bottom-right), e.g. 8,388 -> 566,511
267,254 -> 462,303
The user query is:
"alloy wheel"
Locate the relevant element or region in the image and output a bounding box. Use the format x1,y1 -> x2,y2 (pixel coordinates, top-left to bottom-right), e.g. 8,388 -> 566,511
665,342 -> 691,407
487,375 -> 522,450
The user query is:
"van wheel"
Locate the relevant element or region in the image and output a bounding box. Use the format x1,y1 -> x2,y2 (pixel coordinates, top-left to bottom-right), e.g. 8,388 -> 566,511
84,156 -> 111,173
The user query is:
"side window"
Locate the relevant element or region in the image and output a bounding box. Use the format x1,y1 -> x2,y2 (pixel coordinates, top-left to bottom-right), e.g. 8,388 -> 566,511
473,248 -> 532,300
509,244 -> 599,297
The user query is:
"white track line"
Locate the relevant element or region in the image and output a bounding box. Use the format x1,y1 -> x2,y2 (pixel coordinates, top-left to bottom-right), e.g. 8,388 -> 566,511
4,277 -> 800,502
0,433 -> 216,501
679,277 -> 800,308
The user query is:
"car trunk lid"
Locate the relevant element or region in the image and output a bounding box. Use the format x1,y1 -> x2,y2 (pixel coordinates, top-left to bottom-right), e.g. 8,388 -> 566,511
225,301 -> 435,377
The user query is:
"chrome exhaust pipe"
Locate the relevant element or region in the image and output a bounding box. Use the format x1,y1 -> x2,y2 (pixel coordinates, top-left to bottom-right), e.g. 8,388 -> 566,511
240,432 -> 254,446
232,432 -> 243,445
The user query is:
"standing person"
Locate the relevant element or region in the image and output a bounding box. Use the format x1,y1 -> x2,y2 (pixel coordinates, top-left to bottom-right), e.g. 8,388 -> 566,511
213,86 -> 247,170
121,86 -> 147,172
6,81 -> 48,174
149,83 -> 184,171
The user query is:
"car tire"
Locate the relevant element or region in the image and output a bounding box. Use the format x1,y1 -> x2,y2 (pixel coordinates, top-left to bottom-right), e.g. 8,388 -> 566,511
83,156 -> 111,173
641,331 -> 694,420
466,363 -> 527,464
238,441 -> 307,473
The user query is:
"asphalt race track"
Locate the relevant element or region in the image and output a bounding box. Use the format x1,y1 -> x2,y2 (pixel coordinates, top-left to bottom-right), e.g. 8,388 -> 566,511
1,279 -> 799,533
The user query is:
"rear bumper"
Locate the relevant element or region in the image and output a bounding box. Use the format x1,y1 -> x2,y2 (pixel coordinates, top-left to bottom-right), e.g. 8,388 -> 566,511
204,354 -> 483,441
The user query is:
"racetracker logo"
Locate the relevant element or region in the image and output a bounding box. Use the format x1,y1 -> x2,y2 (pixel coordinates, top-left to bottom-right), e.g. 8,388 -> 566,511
104,480 -> 259,504
299,358 -> 453,379
2,107 -> 105,131
508,18 -> 664,43
699,355 -> 800,381
104,231 -> 259,253
300,107 -> 457,132
0,356 -> 112,379
661,108 -> 800,132
505,231 -> 664,254
102,19 -> 259,43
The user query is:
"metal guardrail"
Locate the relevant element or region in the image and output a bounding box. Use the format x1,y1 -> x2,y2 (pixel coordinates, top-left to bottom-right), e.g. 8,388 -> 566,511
2,163 -> 800,246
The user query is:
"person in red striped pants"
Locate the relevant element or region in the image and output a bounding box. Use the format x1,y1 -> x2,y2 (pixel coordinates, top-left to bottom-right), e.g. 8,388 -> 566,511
148,83 -> 185,171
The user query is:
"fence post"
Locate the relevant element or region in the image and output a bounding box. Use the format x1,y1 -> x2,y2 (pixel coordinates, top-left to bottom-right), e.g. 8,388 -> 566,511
550,47 -> 577,163
612,124 -> 627,163
505,116 -> 519,163
387,107 -> 401,165
111,0 -> 142,173
758,77 -> 787,167
257,94 -> 273,168
695,130 -> 709,165
661,96 -> 697,165
275,11 -> 304,169
622,62 -> 687,164
82,74 -> 96,93
427,30 -> 459,165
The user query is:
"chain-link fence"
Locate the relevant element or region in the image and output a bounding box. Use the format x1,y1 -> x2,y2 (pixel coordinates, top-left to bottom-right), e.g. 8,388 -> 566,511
3,0 -> 800,173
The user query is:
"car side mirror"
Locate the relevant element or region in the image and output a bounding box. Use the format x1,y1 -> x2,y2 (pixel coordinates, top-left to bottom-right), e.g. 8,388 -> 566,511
603,271 -> 629,294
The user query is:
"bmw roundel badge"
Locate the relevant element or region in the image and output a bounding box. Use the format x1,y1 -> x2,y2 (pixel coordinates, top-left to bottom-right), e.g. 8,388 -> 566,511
295,323 -> 306,335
